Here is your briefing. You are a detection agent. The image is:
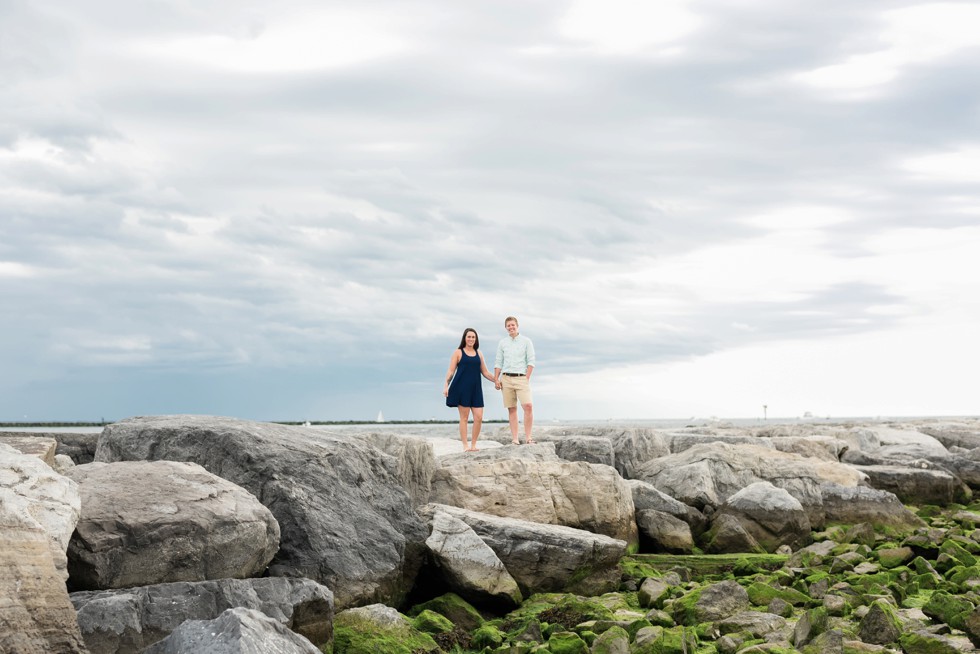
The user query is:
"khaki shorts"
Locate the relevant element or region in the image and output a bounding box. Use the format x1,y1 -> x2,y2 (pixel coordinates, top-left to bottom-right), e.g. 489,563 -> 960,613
500,375 -> 532,409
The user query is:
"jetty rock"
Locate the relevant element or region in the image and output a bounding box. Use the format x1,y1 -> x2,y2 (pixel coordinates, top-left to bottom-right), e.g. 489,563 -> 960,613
430,443 -> 637,544
421,508 -> 523,608
95,415 -> 427,609
71,577 -> 332,654
419,503 -> 627,597
1,486 -> 88,654
64,460 -> 280,590
633,440 -> 922,530
1,441 -> 81,583
142,607 -> 321,654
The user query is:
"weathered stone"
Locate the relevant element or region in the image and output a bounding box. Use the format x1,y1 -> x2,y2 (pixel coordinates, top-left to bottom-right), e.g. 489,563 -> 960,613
1,431 -> 101,464
793,606 -> 828,647
672,580 -> 750,625
637,577 -> 672,610
65,460 -> 279,590
95,415 -> 426,609
430,455 -> 637,544
0,442 -> 80,581
71,576 -> 333,654
419,503 -> 627,597
851,464 -> 969,505
334,604 -> 440,653
635,509 -> 694,553
0,487 -> 88,654
627,479 -> 708,535
423,509 -> 522,607
0,436 -> 58,465
716,611 -> 786,638
634,441 -> 866,526
703,513 -> 764,554
553,435 -> 615,467
801,629 -> 843,654
712,481 -> 811,552
858,599 -> 902,645
142,607 -> 320,654
819,483 -> 924,531
589,624 -> 630,654
349,431 -> 435,507
550,426 -> 670,479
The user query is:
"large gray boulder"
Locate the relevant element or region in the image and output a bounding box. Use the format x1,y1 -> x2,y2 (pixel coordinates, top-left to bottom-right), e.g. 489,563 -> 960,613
840,426 -> 950,461
850,464 -> 969,505
348,431 -> 436,507
423,509 -> 522,608
633,442 -> 867,527
1,431 -> 100,464
705,481 -> 810,554
143,607 -> 320,654
918,421 -> 980,451
1,441 -> 80,581
819,484 -> 924,530
95,415 -> 427,609
0,435 -> 58,465
550,426 -> 670,479
65,460 -> 280,590
0,486 -> 89,654
626,479 -> 708,536
71,577 -> 333,654
553,435 -> 615,467
635,509 -> 694,553
420,503 -> 627,597
430,452 -> 637,544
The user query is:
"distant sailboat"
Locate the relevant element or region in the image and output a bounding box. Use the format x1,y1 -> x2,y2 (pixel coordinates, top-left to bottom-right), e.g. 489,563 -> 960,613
376,411 -> 385,423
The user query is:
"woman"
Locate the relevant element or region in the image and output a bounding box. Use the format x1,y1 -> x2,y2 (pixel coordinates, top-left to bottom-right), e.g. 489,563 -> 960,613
443,328 -> 496,451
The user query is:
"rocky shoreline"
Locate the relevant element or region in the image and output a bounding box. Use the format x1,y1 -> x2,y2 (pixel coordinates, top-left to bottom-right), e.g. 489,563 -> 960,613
3,415 -> 980,652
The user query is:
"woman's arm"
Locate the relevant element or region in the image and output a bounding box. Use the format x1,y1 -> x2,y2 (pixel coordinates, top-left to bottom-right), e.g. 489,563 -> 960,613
443,350 -> 461,396
478,352 -> 495,382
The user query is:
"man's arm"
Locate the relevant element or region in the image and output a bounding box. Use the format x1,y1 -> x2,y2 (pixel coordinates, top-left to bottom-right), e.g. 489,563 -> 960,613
525,338 -> 536,376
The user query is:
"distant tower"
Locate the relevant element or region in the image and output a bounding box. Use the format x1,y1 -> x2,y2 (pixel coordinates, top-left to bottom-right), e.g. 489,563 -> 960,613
763,405 -> 768,420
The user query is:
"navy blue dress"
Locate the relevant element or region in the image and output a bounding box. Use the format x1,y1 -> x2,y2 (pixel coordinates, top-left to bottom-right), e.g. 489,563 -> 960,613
446,349 -> 484,408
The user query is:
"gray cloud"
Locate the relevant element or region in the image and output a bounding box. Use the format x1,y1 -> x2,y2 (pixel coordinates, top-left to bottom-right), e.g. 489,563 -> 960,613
2,0 -> 978,420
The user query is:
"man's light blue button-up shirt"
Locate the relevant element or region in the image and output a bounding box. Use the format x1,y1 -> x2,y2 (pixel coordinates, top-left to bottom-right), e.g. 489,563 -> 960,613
495,334 -> 535,373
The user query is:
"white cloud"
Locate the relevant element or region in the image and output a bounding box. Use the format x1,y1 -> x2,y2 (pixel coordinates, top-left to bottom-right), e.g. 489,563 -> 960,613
900,146 -> 980,184
794,3 -> 980,97
559,0 -> 701,54
131,9 -> 410,73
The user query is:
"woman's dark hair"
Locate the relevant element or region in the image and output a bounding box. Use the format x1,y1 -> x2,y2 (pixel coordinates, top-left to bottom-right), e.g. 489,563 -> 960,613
458,328 -> 480,350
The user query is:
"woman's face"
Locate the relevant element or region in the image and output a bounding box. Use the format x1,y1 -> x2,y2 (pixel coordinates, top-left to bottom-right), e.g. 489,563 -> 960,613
465,331 -> 477,347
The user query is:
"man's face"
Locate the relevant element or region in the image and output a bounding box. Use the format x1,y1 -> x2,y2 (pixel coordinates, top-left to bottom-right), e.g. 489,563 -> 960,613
505,320 -> 518,336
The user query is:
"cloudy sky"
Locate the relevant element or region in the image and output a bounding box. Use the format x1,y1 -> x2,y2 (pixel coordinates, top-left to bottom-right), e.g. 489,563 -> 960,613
2,1 -> 979,423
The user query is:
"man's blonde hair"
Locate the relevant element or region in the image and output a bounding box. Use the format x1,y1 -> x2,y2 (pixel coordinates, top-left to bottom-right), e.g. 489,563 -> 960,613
504,316 -> 519,326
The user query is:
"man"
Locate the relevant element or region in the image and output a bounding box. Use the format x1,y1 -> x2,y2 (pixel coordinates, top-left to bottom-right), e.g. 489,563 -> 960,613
493,316 -> 535,445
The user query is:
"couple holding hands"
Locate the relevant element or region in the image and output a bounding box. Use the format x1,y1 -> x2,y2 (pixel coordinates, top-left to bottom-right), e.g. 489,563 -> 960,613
442,316 -> 535,451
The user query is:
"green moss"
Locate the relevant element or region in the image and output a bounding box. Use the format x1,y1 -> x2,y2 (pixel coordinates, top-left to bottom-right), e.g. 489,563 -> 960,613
333,613 -> 441,654
472,624 -> 506,649
590,626 -> 630,654
408,592 -> 485,632
547,631 -> 590,654
922,590 -> 975,630
626,618 -> 654,640
940,540 -> 978,567
946,565 -> 980,589
620,554 -> 786,581
876,547 -> 913,569
898,631 -> 962,654
746,582 -> 810,607
412,609 -> 454,635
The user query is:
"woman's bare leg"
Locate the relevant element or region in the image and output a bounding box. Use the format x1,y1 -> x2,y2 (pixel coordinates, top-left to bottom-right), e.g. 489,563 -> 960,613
457,407 -> 470,449
470,407 -> 484,450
